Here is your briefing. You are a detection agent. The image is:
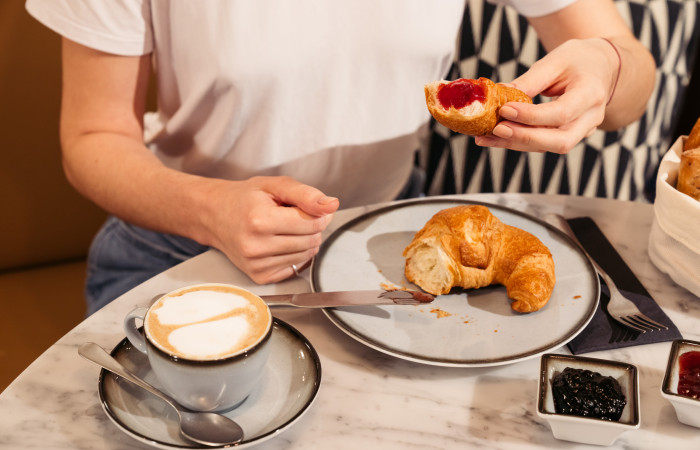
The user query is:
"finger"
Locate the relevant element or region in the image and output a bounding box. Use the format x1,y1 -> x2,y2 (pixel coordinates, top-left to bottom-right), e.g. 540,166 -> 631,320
247,203 -> 334,237
295,258 -> 312,273
483,108 -> 602,154
261,176 -> 339,217
239,230 -> 325,260
499,86 -> 604,129
262,264 -> 299,284
474,133 -> 547,153
510,58 -> 567,99
241,248 -> 319,284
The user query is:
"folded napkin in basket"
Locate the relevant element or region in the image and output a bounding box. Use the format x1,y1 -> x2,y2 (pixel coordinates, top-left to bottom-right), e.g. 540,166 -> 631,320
648,136 -> 700,298
566,217 -> 682,355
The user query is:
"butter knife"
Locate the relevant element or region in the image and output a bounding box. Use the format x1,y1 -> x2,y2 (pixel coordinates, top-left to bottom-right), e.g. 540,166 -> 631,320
260,289 -> 434,308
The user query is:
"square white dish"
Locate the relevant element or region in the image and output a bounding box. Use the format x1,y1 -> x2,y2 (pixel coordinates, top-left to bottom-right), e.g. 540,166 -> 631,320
537,353 -> 640,446
661,339 -> 700,428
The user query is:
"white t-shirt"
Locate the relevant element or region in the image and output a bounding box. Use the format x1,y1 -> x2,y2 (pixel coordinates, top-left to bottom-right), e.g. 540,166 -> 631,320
26,0 -> 575,207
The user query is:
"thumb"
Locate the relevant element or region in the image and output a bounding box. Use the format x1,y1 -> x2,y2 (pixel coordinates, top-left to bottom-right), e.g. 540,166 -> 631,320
265,177 -> 339,217
511,63 -> 558,99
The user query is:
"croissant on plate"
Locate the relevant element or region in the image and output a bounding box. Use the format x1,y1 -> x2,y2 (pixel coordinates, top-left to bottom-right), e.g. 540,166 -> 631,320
403,205 -> 556,313
424,77 -> 532,136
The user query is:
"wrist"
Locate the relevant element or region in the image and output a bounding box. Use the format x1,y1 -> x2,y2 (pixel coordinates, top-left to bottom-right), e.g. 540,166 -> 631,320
599,37 -> 622,106
187,176 -> 234,249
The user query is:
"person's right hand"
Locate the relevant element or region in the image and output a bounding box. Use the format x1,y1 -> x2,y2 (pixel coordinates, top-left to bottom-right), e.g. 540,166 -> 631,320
203,176 -> 339,284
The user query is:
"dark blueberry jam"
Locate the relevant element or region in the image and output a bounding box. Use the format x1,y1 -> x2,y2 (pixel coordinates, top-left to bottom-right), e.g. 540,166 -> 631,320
552,367 -> 626,421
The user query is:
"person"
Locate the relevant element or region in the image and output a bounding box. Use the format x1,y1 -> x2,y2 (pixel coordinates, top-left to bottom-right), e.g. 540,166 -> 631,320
26,0 -> 655,315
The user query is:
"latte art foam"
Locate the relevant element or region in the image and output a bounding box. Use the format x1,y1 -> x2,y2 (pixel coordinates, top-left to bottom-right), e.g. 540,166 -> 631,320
145,285 -> 271,360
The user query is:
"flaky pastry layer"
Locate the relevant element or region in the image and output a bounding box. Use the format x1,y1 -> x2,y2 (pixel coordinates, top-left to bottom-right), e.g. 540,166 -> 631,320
424,77 -> 532,136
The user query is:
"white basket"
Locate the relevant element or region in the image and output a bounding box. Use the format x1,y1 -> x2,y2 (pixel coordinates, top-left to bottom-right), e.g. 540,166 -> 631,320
648,136 -> 700,298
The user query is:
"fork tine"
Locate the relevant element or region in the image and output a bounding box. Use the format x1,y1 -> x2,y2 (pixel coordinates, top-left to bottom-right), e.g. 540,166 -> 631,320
614,316 -> 648,333
624,316 -> 657,332
632,314 -> 668,331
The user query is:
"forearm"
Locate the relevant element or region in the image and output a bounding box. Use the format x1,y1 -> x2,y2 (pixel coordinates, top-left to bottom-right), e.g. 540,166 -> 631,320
56,34 -> 336,285
57,38 -> 217,244
61,132 -> 222,247
528,0 -> 656,131
597,35 -> 655,131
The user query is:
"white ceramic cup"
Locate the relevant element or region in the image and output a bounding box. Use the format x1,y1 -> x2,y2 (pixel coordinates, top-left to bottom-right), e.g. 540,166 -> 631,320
124,283 -> 273,412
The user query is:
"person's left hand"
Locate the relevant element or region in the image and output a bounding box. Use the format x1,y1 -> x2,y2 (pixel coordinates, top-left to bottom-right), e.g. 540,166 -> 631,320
474,38 -> 618,154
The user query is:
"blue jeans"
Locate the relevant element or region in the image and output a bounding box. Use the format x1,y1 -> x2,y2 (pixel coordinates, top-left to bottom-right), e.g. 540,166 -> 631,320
84,166 -> 426,315
85,217 -> 209,315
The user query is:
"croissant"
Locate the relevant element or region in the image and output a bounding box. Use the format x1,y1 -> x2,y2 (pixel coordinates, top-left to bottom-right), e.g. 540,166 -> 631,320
678,148 -> 700,201
424,77 -> 532,136
678,118 -> 700,201
403,205 -> 555,313
683,117 -> 700,151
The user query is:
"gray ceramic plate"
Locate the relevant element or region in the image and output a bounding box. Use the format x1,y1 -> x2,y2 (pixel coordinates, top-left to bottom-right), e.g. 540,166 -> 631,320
311,199 -> 599,367
98,318 -> 321,449
537,353 -> 640,445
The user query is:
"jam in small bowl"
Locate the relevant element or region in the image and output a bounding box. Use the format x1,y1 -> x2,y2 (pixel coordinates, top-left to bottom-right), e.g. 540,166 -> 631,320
537,353 -> 640,446
661,339 -> 700,428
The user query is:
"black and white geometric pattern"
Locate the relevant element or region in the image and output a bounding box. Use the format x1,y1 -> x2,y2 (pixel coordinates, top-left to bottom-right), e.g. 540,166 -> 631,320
421,0 -> 700,202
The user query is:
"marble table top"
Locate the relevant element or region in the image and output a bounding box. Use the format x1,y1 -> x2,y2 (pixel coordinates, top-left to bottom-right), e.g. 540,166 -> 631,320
1,193 -> 699,449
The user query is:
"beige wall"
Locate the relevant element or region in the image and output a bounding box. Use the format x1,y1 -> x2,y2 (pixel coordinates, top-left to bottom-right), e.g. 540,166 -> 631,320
0,1 -> 107,270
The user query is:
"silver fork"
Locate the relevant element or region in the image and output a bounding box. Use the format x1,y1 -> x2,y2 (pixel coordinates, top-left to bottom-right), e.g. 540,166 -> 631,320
547,214 -> 668,333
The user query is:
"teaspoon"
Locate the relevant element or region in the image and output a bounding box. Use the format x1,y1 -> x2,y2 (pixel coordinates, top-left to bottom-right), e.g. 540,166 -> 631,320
78,342 -> 244,447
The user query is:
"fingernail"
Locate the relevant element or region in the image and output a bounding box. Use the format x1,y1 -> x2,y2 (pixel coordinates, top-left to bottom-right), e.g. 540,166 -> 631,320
317,195 -> 338,205
492,124 -> 513,139
499,106 -> 517,120
475,136 -> 502,149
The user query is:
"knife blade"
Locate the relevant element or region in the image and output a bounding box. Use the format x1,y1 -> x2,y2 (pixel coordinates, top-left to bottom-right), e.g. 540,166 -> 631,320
260,289 -> 434,308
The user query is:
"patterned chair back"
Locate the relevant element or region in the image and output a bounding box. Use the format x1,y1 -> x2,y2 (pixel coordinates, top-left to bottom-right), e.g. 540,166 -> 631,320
422,0 -> 700,202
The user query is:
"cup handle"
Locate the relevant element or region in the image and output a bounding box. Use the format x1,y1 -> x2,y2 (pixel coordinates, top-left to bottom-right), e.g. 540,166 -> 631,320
124,307 -> 149,354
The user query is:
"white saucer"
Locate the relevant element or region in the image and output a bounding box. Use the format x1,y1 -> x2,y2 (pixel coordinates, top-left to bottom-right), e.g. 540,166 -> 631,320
98,318 -> 321,449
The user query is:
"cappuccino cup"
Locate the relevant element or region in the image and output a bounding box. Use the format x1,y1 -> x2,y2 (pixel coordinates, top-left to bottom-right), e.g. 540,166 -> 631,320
124,283 -> 272,412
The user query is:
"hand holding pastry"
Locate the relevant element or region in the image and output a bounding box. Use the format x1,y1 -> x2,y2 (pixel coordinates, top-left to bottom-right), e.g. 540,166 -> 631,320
465,38 -> 652,154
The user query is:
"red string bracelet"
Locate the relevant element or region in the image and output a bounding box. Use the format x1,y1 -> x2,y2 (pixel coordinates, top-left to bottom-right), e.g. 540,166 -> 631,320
600,37 -> 621,106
